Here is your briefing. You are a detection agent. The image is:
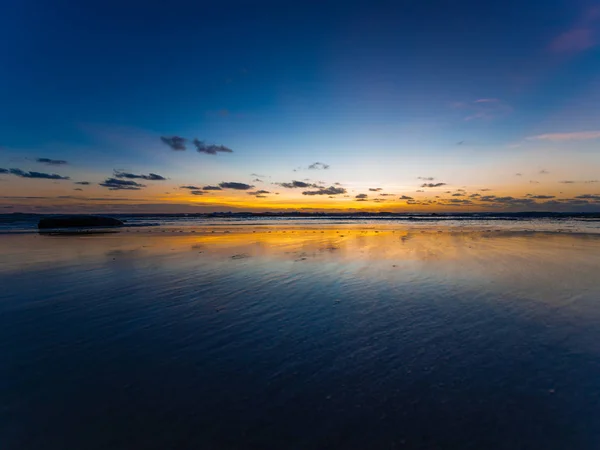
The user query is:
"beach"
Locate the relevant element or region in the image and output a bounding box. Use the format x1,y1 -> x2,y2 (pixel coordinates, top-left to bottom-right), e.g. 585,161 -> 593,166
2,224 -> 600,449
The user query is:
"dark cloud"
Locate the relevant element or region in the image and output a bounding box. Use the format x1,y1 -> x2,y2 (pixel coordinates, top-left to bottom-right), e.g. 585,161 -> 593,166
251,173 -> 266,178
252,178 -> 263,182
418,177 -> 435,181
99,178 -> 145,190
416,189 -> 424,192
369,188 -> 383,192
399,195 -> 414,200
74,188 -> 83,191
160,136 -> 187,150
469,193 -> 480,198
0,168 -> 8,173
247,190 -> 270,195
576,194 -> 600,200
452,193 -> 464,197
190,190 -> 204,195
308,162 -> 330,170
355,193 -> 368,199
219,182 -> 253,190
421,183 -> 447,188
255,195 -> 267,198
530,195 -> 556,199
380,193 -> 393,196
202,185 -> 222,191
114,171 -> 166,181
181,185 -> 201,190
515,173 -> 522,176
480,188 -> 492,191
74,181 -> 91,185
193,139 -> 233,155
301,186 -> 347,196
539,169 -> 550,174
277,180 -> 318,189
559,180 -> 575,184
36,158 -> 68,165
8,168 -> 70,180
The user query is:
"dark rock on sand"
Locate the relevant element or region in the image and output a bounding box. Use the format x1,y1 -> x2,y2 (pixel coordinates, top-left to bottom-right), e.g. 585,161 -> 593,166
38,215 -> 124,229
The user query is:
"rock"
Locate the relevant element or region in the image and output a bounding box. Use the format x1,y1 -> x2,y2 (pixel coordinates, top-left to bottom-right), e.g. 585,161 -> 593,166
38,215 -> 124,229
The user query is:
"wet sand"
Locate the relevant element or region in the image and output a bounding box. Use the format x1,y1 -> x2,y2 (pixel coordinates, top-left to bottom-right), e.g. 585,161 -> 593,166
1,226 -> 600,449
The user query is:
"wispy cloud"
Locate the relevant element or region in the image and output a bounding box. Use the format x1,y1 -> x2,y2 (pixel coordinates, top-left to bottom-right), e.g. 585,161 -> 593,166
539,169 -> 549,175
277,180 -> 318,189
248,190 -> 270,196
527,131 -> 600,141
193,139 -> 233,155
36,158 -> 68,165
453,98 -> 512,121
114,170 -> 166,181
219,182 -> 253,190
99,178 -> 145,190
421,182 -> 447,188
369,188 -> 383,192
74,181 -> 91,185
308,162 -> 330,170
203,185 -> 222,191
180,185 -> 201,190
417,177 -> 435,181
302,186 -> 346,196
549,7 -> 600,53
160,136 -> 187,150
5,168 -> 70,180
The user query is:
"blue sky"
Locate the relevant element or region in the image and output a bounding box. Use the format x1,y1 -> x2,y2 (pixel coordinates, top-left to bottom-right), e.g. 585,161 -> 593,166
1,0 -> 600,212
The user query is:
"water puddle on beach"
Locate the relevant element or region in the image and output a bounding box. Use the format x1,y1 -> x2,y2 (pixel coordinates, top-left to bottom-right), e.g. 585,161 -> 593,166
1,226 -> 600,449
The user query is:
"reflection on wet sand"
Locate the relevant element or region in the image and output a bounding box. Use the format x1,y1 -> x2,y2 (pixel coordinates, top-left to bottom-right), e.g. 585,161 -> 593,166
3,225 -> 600,449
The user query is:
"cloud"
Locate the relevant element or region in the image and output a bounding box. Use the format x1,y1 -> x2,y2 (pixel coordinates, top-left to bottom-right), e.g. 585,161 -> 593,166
301,186 -> 347,196
515,173 -> 522,176
355,198 -> 367,202
355,193 -> 368,199
99,178 -> 145,190
251,173 -> 266,178
527,131 -> 600,141
399,195 -> 413,200
539,169 -> 550,175
181,185 -> 201,190
74,181 -> 91,185
193,139 -> 233,155
74,188 -> 83,191
8,168 -> 70,180
247,190 -> 270,195
219,182 -> 253,190
277,180 -> 318,189
369,188 -> 383,192
202,185 -> 222,191
36,158 -> 68,165
452,193 -> 464,197
379,193 -> 393,196
160,136 -> 187,150
421,183 -> 447,188
549,28 -> 596,53
308,162 -> 330,170
454,98 -> 512,121
530,195 -> 556,199
530,180 -> 540,184
190,190 -> 204,195
576,194 -> 600,200
417,177 -> 435,181
114,170 -> 166,181
252,178 -> 263,182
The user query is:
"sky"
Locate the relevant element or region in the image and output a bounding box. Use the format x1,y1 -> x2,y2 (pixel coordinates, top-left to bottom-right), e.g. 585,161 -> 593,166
1,0 -> 600,213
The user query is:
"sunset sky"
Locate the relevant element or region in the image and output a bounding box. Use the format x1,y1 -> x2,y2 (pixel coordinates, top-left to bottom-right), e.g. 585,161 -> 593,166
2,0 -> 600,213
